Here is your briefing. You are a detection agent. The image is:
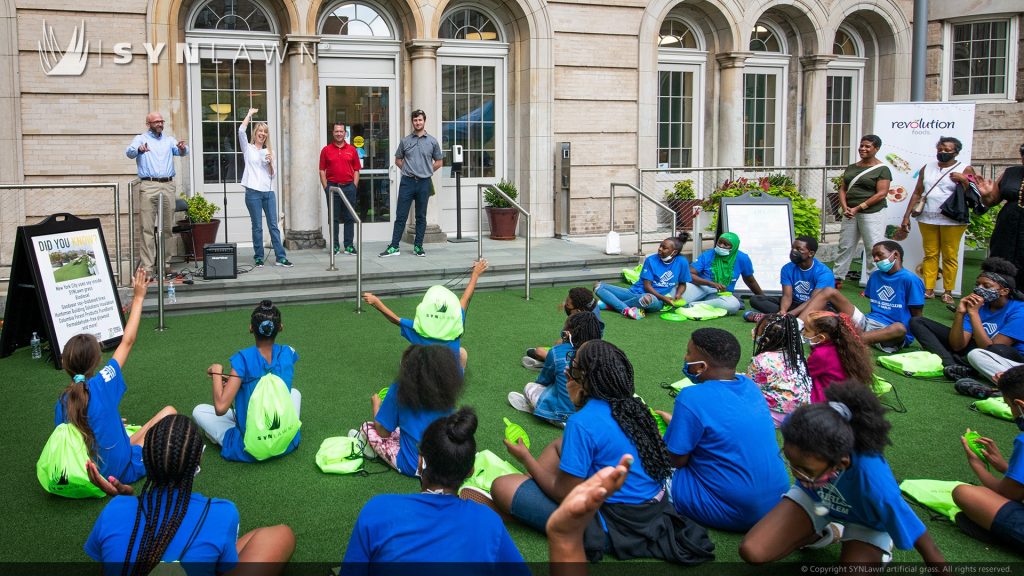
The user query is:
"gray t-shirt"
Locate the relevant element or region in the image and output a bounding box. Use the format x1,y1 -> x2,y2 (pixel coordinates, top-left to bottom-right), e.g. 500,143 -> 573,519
395,133 -> 443,179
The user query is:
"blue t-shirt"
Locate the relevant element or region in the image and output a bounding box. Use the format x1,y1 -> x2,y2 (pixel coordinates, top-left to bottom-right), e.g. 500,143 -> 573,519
533,341 -> 576,423
781,259 -> 834,304
692,249 -> 755,292
561,399 -> 662,504
342,494 -> 526,569
631,254 -> 692,296
55,358 -> 145,484
374,382 -> 453,477
399,309 -> 465,361
962,300 -> 1024,355
664,375 -> 789,532
1006,432 -> 1024,486
221,344 -> 301,462
864,268 -> 925,343
798,452 -> 926,550
85,491 -> 239,576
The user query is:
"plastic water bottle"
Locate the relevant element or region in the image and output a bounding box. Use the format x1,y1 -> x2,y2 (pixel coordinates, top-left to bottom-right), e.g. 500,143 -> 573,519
167,282 -> 176,304
30,332 -> 41,359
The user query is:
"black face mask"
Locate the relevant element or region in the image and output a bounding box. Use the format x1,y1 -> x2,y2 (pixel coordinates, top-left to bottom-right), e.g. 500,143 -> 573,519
937,152 -> 956,163
789,250 -> 804,264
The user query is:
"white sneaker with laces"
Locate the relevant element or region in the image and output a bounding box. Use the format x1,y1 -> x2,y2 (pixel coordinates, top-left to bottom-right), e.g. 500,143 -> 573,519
521,356 -> 544,370
347,428 -> 377,460
507,392 -> 533,413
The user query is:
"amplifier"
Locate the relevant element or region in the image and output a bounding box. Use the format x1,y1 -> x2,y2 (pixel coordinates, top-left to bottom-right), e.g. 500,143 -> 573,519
203,243 -> 237,280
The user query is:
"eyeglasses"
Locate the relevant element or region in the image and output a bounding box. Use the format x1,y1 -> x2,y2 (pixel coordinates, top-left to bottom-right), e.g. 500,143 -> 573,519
565,350 -> 584,382
780,448 -> 832,484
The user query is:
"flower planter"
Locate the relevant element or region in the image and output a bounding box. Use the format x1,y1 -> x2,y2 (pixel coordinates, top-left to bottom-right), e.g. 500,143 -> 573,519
485,207 -> 519,240
178,219 -> 221,261
667,199 -> 702,230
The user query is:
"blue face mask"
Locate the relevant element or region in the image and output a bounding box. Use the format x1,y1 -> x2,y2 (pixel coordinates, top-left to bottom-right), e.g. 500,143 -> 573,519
714,246 -> 731,257
682,360 -> 706,382
874,254 -> 896,273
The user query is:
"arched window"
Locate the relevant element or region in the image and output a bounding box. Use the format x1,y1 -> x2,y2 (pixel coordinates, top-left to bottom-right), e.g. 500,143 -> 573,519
440,7 -> 501,41
656,17 -> 704,169
833,29 -> 860,57
190,0 -> 274,32
749,24 -> 782,52
320,2 -> 393,37
658,19 -> 698,49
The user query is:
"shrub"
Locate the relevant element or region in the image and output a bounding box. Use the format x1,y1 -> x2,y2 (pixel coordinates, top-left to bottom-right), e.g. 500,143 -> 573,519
702,174 -> 820,240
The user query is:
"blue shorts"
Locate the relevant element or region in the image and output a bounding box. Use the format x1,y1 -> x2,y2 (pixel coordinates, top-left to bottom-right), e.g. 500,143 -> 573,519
992,500 -> 1024,546
119,444 -> 147,485
509,479 -> 559,533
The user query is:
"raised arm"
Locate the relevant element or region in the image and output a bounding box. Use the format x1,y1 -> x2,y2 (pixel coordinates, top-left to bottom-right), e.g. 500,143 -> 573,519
112,268 -> 148,370
362,292 -> 401,326
461,259 -> 489,310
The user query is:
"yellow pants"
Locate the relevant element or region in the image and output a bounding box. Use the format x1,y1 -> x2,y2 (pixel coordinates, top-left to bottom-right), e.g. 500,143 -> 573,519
918,222 -> 967,292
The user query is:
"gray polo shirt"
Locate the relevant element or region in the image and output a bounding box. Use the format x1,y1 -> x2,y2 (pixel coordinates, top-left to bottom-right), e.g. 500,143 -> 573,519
394,132 -> 443,179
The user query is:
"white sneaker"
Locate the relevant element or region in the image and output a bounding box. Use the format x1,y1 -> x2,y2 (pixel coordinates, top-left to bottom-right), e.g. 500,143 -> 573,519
803,522 -> 843,549
521,356 -> 544,370
507,392 -> 533,413
347,428 -> 377,460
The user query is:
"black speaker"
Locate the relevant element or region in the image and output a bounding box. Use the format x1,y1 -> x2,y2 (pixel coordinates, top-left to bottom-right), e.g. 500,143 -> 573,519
203,243 -> 237,280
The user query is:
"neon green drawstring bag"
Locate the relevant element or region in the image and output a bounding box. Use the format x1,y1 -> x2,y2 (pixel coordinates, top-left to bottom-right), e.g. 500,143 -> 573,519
315,436 -> 365,475
622,263 -> 643,285
899,479 -> 965,522
36,423 -> 105,499
413,285 -> 464,342
243,373 -> 301,461
877,351 -> 944,378
675,303 -> 728,321
460,450 -> 521,494
971,396 -> 1013,421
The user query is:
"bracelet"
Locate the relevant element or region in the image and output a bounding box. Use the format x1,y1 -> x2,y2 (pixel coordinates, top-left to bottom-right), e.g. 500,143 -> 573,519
859,202 -> 869,210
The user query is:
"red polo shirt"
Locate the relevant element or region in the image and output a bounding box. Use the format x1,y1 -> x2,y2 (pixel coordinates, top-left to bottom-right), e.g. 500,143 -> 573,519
319,142 -> 362,184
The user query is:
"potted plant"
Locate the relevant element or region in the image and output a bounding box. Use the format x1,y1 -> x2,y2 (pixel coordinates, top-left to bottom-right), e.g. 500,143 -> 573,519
663,179 -> 701,230
484,179 -> 520,240
178,193 -> 221,260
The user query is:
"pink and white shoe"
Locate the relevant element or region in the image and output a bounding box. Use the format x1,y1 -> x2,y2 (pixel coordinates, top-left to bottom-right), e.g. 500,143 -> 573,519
623,307 -> 645,320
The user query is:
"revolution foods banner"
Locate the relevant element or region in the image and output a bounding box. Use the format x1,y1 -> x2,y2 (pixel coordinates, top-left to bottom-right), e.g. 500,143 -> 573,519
872,102 -> 975,295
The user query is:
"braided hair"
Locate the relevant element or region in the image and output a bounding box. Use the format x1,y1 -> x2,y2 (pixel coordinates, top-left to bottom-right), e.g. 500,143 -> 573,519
753,314 -> 807,372
250,299 -> 281,340
122,415 -> 204,576
575,340 -> 673,481
563,311 -> 603,347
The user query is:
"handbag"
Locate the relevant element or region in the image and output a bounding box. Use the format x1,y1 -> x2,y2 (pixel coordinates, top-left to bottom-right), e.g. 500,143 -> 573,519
940,175 -> 985,224
911,162 -> 961,218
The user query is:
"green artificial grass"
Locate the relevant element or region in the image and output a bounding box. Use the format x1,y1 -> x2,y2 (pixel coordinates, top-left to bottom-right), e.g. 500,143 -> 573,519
3,271 -> 1022,567
52,261 -> 93,283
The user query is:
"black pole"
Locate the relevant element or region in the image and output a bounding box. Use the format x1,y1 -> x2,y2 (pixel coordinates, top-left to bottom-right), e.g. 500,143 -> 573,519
222,157 -> 229,243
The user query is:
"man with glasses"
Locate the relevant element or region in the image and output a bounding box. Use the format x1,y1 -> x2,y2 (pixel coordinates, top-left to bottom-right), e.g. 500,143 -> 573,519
126,112 -> 188,281
380,109 -> 443,258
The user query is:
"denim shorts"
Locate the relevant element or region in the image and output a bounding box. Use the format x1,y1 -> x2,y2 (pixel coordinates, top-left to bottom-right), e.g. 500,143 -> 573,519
992,500 -> 1024,546
509,479 -> 560,533
785,485 -> 893,554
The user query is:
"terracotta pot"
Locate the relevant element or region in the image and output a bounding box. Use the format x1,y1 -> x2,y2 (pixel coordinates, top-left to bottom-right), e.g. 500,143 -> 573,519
485,207 -> 520,240
178,219 -> 221,261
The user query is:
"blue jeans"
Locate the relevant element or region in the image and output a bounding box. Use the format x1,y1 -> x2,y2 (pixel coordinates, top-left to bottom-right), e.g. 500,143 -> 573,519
681,283 -> 742,314
326,183 -> 357,248
595,283 -> 665,313
390,175 -> 431,247
243,187 -> 286,261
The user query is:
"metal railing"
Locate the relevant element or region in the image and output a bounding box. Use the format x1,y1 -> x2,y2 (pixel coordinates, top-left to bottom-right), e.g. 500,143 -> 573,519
328,185 -> 362,313
477,184 -> 531,300
0,182 -> 122,284
610,182 -> 677,256
126,178 -> 140,286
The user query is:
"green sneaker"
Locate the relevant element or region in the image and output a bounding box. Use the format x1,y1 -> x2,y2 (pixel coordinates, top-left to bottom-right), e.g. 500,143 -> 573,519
413,245 -> 426,257
378,245 -> 400,258
343,246 -> 357,256
275,258 -> 293,268
333,244 -> 341,255
254,258 -> 264,268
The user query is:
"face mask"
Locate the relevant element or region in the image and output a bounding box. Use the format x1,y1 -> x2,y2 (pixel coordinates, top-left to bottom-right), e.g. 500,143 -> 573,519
875,254 -> 896,273
800,468 -> 840,490
973,286 -> 1001,303
937,152 -> 956,163
660,252 -> 678,264
801,334 -> 825,346
682,360 -> 706,381
714,246 -> 731,257
789,250 -> 804,264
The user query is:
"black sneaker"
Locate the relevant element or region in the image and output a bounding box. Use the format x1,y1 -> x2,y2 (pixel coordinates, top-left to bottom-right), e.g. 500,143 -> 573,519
944,364 -> 976,381
275,258 -> 294,268
254,258 -> 264,268
954,378 -> 1000,399
378,245 -> 400,258
413,245 -> 426,257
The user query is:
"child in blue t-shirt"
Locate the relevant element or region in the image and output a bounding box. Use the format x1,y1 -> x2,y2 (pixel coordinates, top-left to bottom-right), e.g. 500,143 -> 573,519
595,233 -> 691,320
748,236 -> 834,320
490,340 -> 714,564
85,415 -> 294,576
55,268 -> 176,486
740,382 -> 945,567
661,327 -> 789,531
193,299 -> 301,463
357,344 -> 462,476
522,286 -> 604,369
363,259 -> 488,369
798,241 -> 924,353
508,311 -> 603,426
343,407 -> 527,571
682,232 -> 764,315
953,365 -> 1024,548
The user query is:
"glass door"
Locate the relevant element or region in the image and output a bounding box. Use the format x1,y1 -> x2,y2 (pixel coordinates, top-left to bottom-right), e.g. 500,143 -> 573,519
324,84 -> 395,240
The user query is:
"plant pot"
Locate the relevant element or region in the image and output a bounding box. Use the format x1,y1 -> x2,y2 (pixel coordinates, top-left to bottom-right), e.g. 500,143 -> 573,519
485,207 -> 519,240
178,219 -> 221,261
667,199 -> 702,230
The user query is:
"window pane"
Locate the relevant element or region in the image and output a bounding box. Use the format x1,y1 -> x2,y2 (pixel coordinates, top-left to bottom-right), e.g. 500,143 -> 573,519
441,64 -> 498,177
191,0 -> 273,32
319,2 -> 392,37
950,20 -> 1009,97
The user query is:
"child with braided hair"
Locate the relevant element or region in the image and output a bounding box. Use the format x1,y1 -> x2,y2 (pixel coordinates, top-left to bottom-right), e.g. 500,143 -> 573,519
193,299 -> 302,462
803,311 -> 875,403
740,382 -> 945,567
490,340 -> 715,564
85,414 -> 294,575
522,286 -> 603,369
747,314 -> 812,427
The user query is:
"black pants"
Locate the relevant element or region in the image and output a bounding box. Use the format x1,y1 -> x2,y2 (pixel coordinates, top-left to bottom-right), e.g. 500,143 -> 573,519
749,295 -> 796,314
908,316 -> 1024,367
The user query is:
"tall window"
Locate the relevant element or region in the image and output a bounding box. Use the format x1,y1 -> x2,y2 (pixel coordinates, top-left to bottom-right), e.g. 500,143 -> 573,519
199,60 -> 268,184
948,19 -> 1013,99
744,22 -> 786,167
321,2 -> 393,37
826,26 -> 865,166
657,18 -> 702,169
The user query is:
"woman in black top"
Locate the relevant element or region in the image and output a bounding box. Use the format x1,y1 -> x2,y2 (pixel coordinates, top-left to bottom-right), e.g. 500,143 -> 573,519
982,144 -> 1024,289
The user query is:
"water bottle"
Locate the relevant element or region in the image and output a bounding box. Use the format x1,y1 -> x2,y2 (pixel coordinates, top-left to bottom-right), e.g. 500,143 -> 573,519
30,332 -> 41,359
167,282 -> 176,304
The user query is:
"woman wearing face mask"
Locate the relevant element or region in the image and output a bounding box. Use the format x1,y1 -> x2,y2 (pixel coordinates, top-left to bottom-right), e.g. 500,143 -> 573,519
909,257 -> 1024,381
682,232 -> 763,315
833,135 -> 892,290
740,382 -> 946,567
802,311 -> 874,404
899,136 -> 976,305
595,233 -> 691,320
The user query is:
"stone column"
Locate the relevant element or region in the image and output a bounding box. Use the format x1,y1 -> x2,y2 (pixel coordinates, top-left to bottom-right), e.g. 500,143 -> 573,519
799,55 -> 836,167
403,40 -> 446,244
715,52 -> 751,168
283,35 -> 325,249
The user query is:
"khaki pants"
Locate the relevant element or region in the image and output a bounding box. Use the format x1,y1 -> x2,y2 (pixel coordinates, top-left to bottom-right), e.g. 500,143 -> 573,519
918,222 -> 967,292
139,180 -> 176,272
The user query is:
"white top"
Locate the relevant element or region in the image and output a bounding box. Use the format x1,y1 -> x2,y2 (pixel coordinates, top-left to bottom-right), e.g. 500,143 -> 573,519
238,125 -> 273,192
917,161 -> 962,226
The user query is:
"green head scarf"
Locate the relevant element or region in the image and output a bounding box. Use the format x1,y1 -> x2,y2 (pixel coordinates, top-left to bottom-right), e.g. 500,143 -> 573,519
711,232 -> 740,287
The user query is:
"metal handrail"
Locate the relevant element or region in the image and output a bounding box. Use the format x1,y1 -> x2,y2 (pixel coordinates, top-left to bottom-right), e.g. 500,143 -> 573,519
328,185 -> 362,313
477,184 -> 531,300
127,178 -> 140,284
610,182 -> 676,256
0,182 -> 122,284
